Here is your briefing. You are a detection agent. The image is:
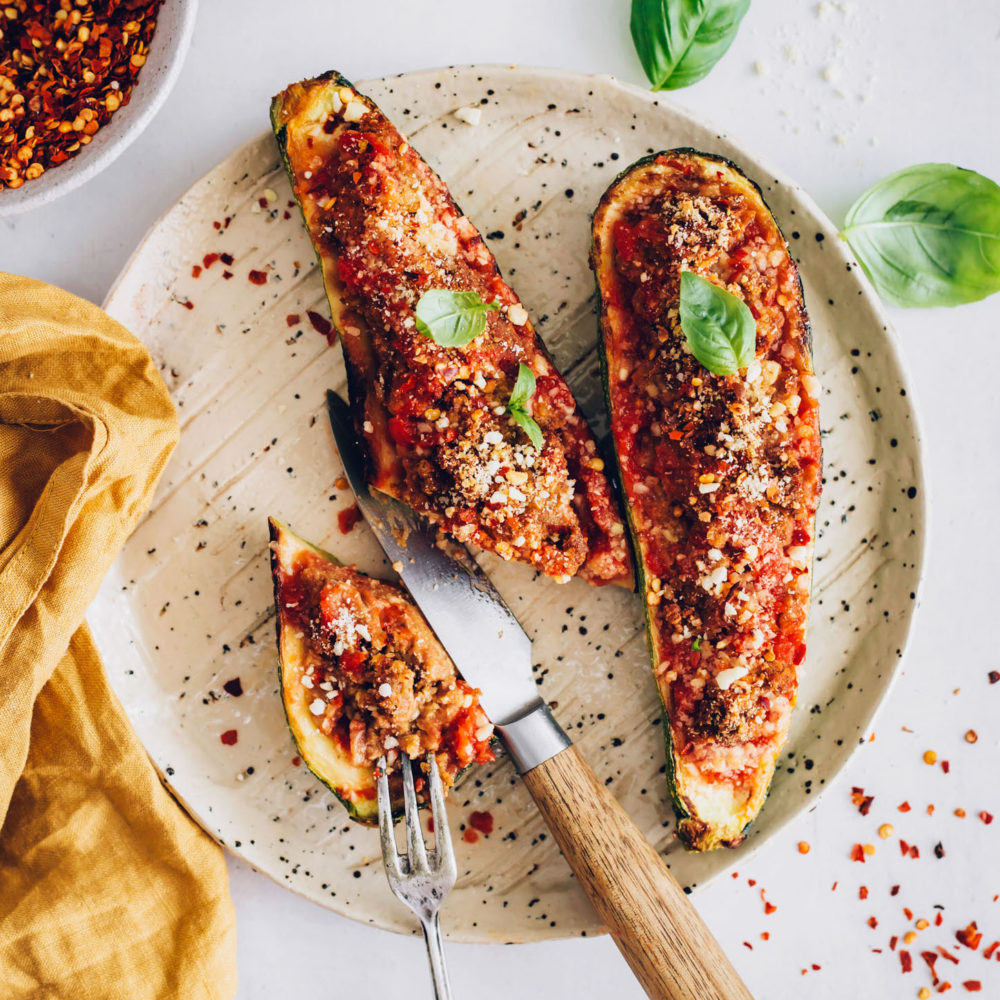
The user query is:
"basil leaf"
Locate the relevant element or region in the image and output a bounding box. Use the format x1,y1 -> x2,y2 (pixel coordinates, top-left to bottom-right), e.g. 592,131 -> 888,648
678,271 -> 757,375
630,0 -> 750,91
414,289 -> 500,347
842,163 -> 1000,308
507,363 -> 544,450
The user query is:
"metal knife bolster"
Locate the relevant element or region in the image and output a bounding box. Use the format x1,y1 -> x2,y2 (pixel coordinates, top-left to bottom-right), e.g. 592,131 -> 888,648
496,700 -> 571,774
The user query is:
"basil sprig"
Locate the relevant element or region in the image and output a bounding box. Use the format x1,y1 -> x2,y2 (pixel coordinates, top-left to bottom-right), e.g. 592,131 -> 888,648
630,0 -> 750,91
678,271 -> 757,375
414,289 -> 500,347
507,363 -> 544,450
842,163 -> 1000,308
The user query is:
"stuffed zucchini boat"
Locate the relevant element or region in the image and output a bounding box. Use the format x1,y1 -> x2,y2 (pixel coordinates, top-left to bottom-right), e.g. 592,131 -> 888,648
270,73 -> 630,587
591,151 -> 822,850
269,517 -> 495,823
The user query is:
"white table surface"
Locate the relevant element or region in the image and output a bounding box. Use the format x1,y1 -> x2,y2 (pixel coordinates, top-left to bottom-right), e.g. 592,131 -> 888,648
4,2 -> 999,997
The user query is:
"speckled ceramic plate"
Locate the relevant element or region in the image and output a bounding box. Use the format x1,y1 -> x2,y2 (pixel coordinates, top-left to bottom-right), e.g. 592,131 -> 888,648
92,65 -> 925,943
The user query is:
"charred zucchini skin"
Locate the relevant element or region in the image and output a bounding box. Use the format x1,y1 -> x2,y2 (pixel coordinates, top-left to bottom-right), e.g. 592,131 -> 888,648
591,149 -> 817,851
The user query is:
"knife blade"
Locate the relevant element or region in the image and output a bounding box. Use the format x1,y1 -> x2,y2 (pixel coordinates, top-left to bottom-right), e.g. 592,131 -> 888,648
326,390 -> 551,732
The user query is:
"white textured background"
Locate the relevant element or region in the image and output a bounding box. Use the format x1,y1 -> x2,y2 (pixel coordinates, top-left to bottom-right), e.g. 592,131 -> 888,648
2,2 -> 999,997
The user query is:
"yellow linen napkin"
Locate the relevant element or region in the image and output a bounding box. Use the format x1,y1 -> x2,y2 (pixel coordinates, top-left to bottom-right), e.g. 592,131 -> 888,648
0,273 -> 237,999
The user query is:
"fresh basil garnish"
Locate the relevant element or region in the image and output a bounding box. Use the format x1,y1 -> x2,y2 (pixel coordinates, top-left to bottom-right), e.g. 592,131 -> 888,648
507,363 -> 544,450
630,0 -> 750,91
678,271 -> 757,375
842,163 -> 1000,308
414,289 -> 500,347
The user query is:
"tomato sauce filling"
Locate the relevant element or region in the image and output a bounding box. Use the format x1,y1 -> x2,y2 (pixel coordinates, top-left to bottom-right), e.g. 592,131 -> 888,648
598,154 -> 822,788
277,546 -> 495,782
276,80 -> 630,585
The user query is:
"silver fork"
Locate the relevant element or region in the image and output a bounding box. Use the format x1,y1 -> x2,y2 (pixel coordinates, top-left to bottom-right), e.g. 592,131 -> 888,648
376,753 -> 456,1000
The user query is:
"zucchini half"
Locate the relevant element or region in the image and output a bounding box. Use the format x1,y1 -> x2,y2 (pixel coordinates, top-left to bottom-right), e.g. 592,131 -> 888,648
270,73 -> 631,587
268,517 -> 495,824
592,150 -> 822,850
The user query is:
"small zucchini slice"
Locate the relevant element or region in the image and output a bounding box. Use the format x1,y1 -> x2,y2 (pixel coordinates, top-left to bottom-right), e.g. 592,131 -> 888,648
269,517 -> 495,824
591,150 -> 822,850
270,73 -> 630,587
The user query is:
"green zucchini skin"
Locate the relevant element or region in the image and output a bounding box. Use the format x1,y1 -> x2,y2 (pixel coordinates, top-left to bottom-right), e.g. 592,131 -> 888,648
591,150 -> 821,852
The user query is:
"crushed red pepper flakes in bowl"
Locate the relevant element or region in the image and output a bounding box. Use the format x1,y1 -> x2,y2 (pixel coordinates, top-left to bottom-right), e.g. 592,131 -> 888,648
0,0 -> 163,189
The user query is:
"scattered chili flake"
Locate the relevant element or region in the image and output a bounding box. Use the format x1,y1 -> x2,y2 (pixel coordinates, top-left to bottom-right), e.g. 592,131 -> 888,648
462,828 -> 479,844
928,804 -> 937,815
851,843 -> 866,862
900,801 -> 912,812
219,252 -> 234,266
213,220 -> 222,230
747,878 -> 757,887
291,755 -> 301,767
982,941 -> 999,960
922,951 -> 940,982
760,931 -> 770,941
924,750 -> 938,765
939,983 -> 953,993
965,730 -> 978,744
962,983 -> 982,992
988,670 -> 1000,684
860,886 -> 869,900
955,808 -> 967,818
743,941 -> 753,951
936,913 -> 944,927
286,313 -> 301,327
890,935 -> 899,951
851,787 -> 874,815
892,885 -> 901,896
0,0 -> 164,189
468,810 -> 494,835
203,252 -> 220,269
956,923 -> 983,950
337,503 -> 361,534
797,840 -> 811,854
978,811 -> 993,825
220,729 -> 238,745
812,964 -> 821,971
941,761 -> 951,774
934,842 -> 946,859
307,309 -> 333,340
868,916 -> 878,928
222,677 -> 244,697
222,270 -> 233,280
191,265 -> 202,278
181,299 -> 194,310
900,950 -> 913,973
248,269 -> 268,285
905,908 -> 915,920
938,947 -> 960,964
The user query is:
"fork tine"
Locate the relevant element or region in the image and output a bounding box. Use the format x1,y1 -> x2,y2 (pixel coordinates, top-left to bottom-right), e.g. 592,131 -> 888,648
400,755 -> 430,872
426,754 -> 456,878
376,755 -> 404,880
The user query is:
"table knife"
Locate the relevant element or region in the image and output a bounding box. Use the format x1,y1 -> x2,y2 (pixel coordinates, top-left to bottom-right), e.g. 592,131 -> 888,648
326,390 -> 754,1000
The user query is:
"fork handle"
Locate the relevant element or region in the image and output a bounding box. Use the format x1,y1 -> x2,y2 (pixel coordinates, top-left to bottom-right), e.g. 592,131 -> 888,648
420,912 -> 453,1000
521,744 -> 754,1000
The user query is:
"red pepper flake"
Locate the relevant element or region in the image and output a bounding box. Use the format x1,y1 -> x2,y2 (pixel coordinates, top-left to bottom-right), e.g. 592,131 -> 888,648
764,902 -> 777,915
181,300 -> 194,310
978,811 -> 994,825
222,270 -> 233,280
742,941 -> 753,951
956,923 -> 983,950
936,913 -> 943,927
910,844 -> 921,859
900,839 -> 911,856
337,504 -> 362,535
962,983 -> 982,992
983,941 -> 999,960
220,253 -> 235,266
890,935 -> 899,951
900,950 -> 913,973
851,843 -> 866,863
868,916 -> 878,929
860,886 -> 869,900
286,313 -> 301,327
468,810 -> 494,835
832,881 -> 838,891
812,964 -> 821,971
923,951 -> 940,983
891,885 -> 901,896
939,947 -> 960,964
220,729 -> 238,745
899,801 -> 912,812
222,677 -> 243,697
905,908 -> 915,920
989,670 -> 1000,684
283,210 -> 291,220
192,265 -> 202,278
747,878 -> 757,886
934,842 -> 946,859
291,755 -> 301,767
213,221 -> 222,231
248,269 -> 268,285
462,828 -> 479,844
941,760 -> 951,773
939,983 -> 953,993
760,931 -> 770,941
307,309 -> 334,340
203,252 -> 220,269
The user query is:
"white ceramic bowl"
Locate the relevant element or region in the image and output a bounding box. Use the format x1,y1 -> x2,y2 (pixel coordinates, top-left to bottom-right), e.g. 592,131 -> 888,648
0,0 -> 198,217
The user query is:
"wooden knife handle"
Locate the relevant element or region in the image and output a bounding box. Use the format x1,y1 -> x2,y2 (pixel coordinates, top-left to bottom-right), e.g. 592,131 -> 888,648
521,744 -> 754,1000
